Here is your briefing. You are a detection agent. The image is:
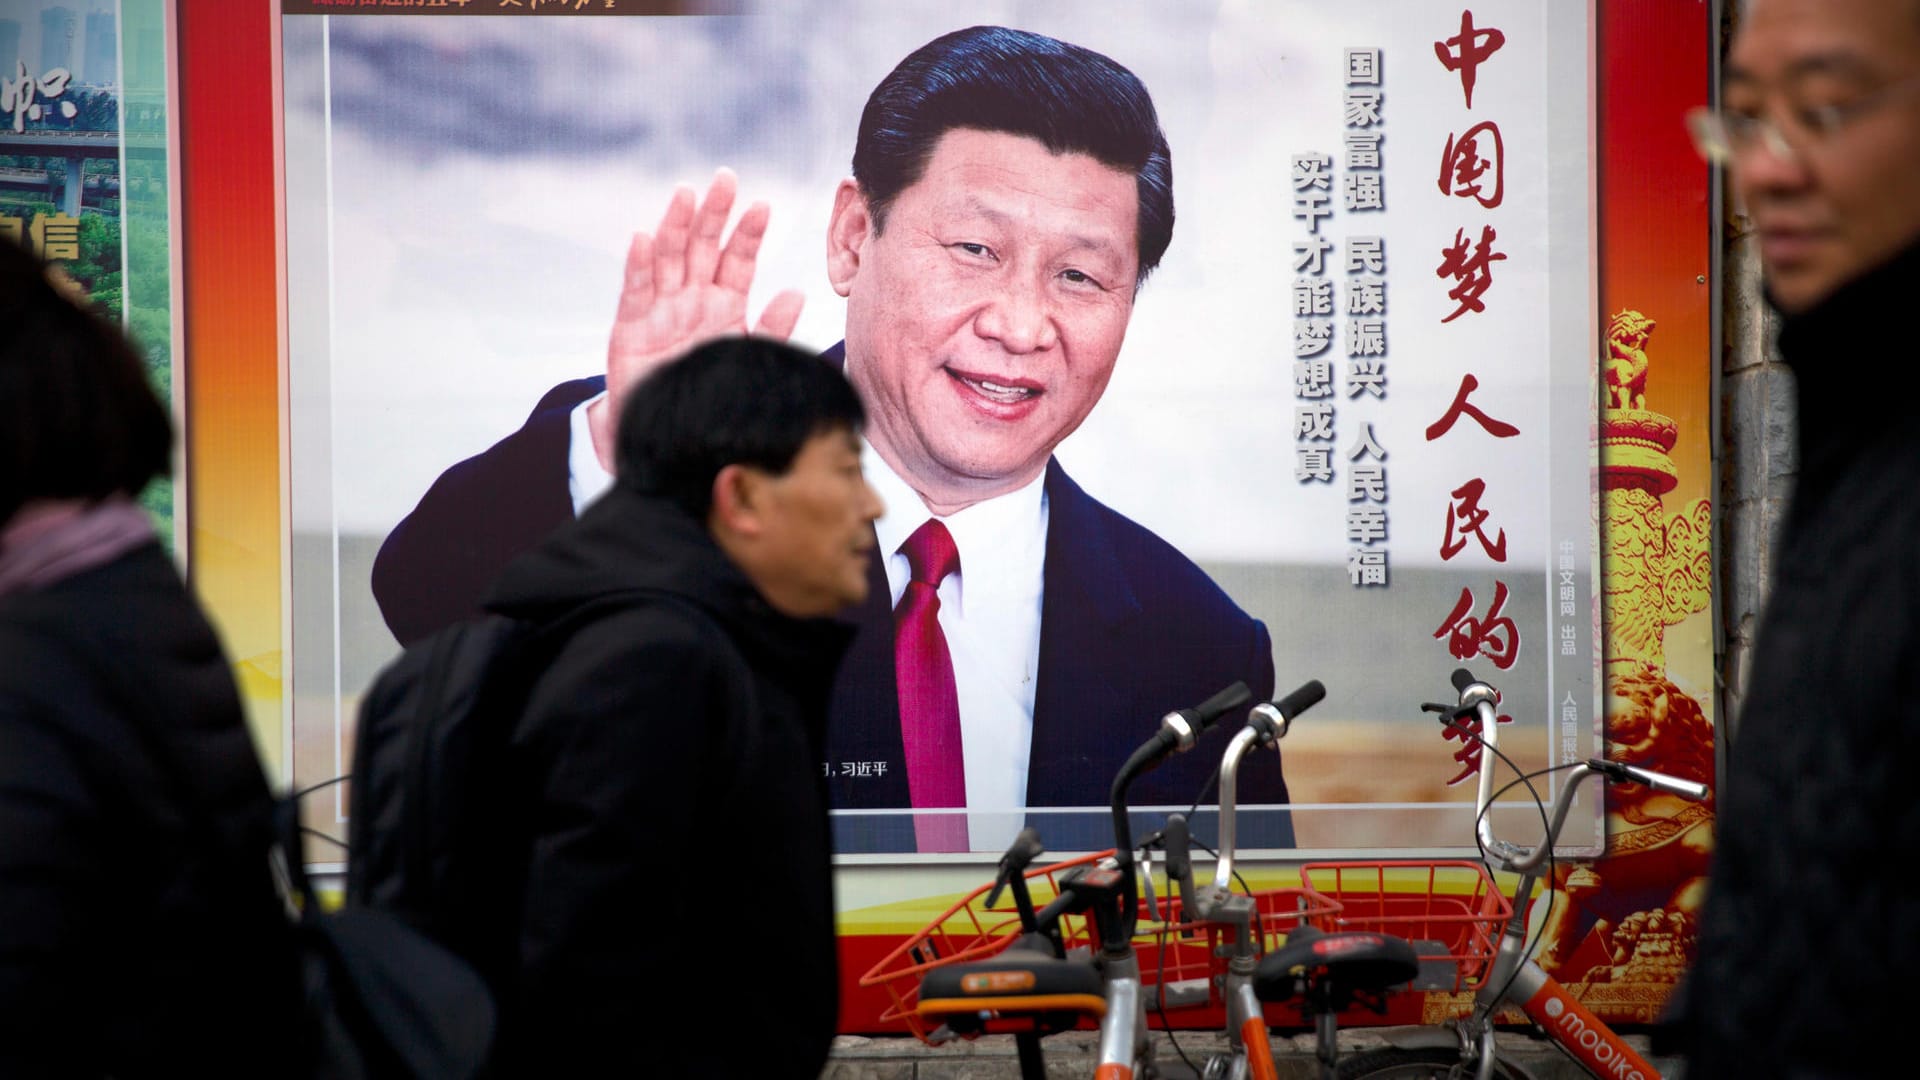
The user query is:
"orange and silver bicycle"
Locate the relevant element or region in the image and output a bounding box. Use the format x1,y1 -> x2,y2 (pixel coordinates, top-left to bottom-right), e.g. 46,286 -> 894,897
862,680 -> 1331,1079
1253,668 -> 1709,1079
1154,678 -> 1329,1080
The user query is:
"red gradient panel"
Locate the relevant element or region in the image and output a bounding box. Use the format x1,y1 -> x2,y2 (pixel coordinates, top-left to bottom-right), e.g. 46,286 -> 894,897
178,3 -> 285,763
1600,0 -> 1714,494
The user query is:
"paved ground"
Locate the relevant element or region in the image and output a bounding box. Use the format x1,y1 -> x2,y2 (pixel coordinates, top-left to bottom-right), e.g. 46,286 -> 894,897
822,1027 -> 1684,1078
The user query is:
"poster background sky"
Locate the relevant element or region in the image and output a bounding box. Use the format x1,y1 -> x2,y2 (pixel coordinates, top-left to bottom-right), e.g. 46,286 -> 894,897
286,1 -> 1581,571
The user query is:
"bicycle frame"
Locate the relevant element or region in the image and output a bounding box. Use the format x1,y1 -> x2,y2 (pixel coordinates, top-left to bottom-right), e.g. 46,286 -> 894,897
896,681 -> 1260,1080
889,680 -> 1334,1080
1438,800 -> 1659,1078
1162,710 -> 1298,1080
1113,680 -> 1320,1076
1094,950 -> 1151,1079
1090,693 -> 1230,1080
1496,952 -> 1659,1080
1449,674 -> 1708,1080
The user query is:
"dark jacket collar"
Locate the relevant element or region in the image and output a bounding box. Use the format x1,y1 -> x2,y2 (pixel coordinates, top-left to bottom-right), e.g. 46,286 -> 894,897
1774,239 -> 1920,490
483,486 -> 853,678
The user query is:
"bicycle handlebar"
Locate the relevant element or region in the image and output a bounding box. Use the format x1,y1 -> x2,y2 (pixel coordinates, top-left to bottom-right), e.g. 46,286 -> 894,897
1591,758 -> 1711,801
1212,680 -> 1324,891
1160,680 -> 1258,758
1156,679 -> 1325,919
1440,667 -> 1709,872
1105,681 -> 1252,953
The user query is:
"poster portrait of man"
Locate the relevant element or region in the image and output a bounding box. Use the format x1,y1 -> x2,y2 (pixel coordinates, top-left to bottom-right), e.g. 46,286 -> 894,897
280,1 -> 1600,860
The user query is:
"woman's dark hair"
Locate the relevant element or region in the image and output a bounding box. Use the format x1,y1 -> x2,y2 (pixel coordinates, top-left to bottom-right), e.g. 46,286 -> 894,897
851,25 -> 1174,282
0,237 -> 173,526
616,336 -> 865,521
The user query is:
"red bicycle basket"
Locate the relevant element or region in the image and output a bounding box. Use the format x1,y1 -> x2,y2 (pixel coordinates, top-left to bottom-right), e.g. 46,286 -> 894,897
859,849 -> 1342,1042
1296,860 -> 1513,992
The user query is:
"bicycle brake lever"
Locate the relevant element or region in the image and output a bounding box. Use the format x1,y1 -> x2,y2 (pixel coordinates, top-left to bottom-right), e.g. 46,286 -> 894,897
985,875 -> 1009,910
984,854 -> 1016,910
1423,700 -> 1481,728
985,827 -> 1046,909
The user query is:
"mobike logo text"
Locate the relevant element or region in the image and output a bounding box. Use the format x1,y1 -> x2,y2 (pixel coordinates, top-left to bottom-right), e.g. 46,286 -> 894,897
1541,994 -> 1644,1080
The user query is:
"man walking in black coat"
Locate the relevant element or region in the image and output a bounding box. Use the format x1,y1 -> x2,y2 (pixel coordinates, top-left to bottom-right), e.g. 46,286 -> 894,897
1674,1 -> 1920,1075
482,336 -> 881,1077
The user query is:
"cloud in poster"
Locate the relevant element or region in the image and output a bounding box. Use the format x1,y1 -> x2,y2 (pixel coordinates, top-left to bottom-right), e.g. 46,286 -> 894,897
287,3 -> 1587,575
314,19 -> 816,168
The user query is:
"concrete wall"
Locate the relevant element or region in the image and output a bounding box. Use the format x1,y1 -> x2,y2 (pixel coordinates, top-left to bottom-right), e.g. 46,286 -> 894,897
1715,226 -> 1795,748
1709,0 -> 1796,751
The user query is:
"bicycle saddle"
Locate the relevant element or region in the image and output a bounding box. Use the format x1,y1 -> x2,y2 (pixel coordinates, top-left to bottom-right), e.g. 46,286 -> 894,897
1252,924 -> 1421,1004
917,948 -> 1108,1036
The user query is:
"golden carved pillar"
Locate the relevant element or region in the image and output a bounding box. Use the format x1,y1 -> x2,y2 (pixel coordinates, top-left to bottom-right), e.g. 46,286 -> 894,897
1528,311 -> 1717,1020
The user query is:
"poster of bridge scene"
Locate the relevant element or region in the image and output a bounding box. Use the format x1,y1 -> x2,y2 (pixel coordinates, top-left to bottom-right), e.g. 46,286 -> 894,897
3,0 -> 176,543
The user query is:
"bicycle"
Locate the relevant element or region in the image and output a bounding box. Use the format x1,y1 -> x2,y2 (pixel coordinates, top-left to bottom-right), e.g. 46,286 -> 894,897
1155,678 -> 1330,1080
1253,668 -> 1710,1080
862,679 -> 1330,1079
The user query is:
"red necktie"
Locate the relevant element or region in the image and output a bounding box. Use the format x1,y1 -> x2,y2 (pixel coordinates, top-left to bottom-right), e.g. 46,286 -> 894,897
894,519 -> 967,853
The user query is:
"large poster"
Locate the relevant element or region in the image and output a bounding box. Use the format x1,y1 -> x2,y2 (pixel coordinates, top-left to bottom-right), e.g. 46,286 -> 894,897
171,0 -> 1714,1031
276,1 -> 1604,867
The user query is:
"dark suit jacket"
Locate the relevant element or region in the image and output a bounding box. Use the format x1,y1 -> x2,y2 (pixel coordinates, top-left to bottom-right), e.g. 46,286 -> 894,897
373,362 -> 1294,853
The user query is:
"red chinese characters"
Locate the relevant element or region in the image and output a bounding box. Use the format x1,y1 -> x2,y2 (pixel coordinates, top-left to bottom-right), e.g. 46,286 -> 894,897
1439,120 -> 1504,209
1433,9 -> 1506,109
1432,10 -> 1509,321
1442,708 -> 1515,786
1425,10 -> 1529,778
1426,378 -> 1521,669
1435,225 -> 1507,324
1425,373 -> 1519,441
1441,477 -> 1508,562
1433,580 -> 1519,671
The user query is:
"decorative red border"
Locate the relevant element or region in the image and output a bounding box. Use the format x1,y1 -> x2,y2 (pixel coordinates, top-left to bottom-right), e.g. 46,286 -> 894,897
176,1 -> 287,770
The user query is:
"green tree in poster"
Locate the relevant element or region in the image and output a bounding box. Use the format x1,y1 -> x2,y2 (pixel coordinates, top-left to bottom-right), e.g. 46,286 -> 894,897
76,91 -> 118,132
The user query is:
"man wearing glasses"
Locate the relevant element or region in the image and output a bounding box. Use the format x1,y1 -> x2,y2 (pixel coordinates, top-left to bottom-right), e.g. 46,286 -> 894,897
1673,1 -> 1920,1075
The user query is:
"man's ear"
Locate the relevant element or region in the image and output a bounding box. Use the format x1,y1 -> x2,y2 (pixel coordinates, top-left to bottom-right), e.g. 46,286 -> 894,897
826,179 -> 871,299
709,463 -> 766,539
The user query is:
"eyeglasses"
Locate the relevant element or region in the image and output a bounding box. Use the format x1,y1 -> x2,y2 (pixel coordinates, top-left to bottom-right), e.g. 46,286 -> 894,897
1686,71 -> 1920,165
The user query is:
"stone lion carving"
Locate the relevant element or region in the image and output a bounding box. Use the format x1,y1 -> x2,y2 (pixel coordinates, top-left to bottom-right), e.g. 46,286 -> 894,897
1531,669 -> 1714,988
1604,310 -> 1655,411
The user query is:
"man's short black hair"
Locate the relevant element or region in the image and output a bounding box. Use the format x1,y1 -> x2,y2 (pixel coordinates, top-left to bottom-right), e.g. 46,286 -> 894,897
852,24 -> 1174,282
616,336 -> 865,521
0,237 -> 172,526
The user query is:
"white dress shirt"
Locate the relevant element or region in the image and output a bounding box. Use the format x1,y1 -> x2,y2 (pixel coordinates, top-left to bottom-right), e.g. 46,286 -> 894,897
863,444 -> 1047,852
569,393 -> 615,515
